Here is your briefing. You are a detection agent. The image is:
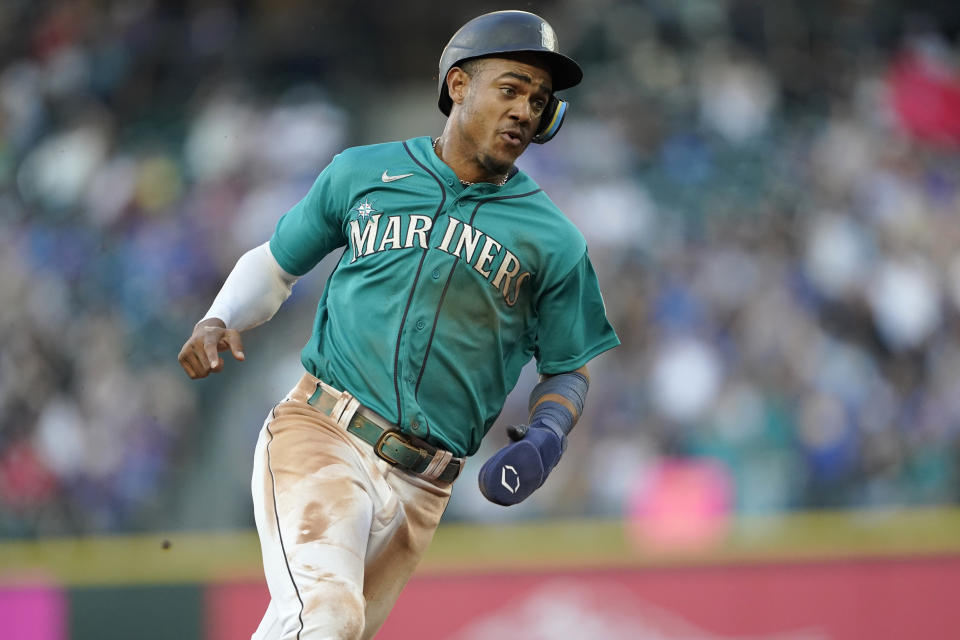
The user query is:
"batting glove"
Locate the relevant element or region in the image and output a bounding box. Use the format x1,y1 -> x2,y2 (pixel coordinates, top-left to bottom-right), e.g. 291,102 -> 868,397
478,421 -> 565,506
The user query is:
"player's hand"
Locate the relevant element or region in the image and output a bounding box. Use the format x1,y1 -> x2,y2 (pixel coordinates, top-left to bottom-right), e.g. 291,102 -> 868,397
177,318 -> 245,379
478,422 -> 564,506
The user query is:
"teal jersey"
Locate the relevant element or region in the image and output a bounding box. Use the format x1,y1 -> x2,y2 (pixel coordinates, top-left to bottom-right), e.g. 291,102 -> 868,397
269,136 -> 619,457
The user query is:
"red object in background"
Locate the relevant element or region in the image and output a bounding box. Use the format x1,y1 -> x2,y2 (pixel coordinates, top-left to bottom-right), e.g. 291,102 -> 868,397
205,556 -> 960,640
626,458 -> 733,553
30,4 -> 82,59
888,50 -> 960,146
383,556 -> 960,640
0,441 -> 58,509
0,586 -> 67,640
205,581 -> 269,640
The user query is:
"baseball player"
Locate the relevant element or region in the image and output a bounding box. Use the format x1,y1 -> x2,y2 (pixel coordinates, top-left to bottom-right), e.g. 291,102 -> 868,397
178,10 -> 619,640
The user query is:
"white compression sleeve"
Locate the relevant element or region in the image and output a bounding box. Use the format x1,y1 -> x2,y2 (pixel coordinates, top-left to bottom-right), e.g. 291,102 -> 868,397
200,242 -> 299,331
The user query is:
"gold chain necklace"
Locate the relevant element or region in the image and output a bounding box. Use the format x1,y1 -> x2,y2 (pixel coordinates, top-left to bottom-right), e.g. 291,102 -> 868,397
433,137 -> 508,187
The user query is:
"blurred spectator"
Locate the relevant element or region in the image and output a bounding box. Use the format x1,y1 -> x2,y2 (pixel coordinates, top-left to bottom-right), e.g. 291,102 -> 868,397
3,0 -> 960,536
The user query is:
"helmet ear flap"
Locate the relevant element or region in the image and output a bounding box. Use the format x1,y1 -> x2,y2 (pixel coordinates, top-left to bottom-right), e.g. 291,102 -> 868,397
532,96 -> 568,144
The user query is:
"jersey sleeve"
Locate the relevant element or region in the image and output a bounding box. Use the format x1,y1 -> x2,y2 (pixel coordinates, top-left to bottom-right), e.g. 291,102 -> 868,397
534,249 -> 621,375
269,154 -> 350,276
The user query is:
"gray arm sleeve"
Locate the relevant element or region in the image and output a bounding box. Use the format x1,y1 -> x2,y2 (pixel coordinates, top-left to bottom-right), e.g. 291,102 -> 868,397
200,242 -> 299,331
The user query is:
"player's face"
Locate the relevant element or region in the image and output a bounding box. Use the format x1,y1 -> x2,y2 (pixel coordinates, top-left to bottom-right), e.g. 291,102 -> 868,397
459,56 -> 553,174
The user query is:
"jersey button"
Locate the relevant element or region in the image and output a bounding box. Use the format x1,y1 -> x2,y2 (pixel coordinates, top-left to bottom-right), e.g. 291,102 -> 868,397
411,421 -> 422,432
415,319 -> 425,330
446,179 -> 454,186
431,269 -> 440,280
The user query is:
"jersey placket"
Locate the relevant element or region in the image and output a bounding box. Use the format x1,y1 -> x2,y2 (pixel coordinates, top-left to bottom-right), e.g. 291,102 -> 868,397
392,141 -> 463,441
394,195 -> 467,441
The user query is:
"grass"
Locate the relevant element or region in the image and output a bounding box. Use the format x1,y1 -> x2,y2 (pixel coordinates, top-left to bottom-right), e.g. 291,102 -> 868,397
2,507 -> 959,586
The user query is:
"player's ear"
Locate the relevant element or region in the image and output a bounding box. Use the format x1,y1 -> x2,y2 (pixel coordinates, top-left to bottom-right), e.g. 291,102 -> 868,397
447,67 -> 470,106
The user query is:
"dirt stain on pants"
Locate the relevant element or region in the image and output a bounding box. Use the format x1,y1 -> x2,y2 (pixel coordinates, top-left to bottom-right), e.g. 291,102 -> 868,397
251,373 -> 452,640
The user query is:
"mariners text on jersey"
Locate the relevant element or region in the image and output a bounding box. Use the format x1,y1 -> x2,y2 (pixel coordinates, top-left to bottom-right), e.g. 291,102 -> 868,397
269,136 -> 619,458
349,212 -> 531,306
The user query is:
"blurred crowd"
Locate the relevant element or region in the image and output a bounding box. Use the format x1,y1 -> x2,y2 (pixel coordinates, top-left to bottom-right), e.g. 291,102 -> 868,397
2,0 -> 960,536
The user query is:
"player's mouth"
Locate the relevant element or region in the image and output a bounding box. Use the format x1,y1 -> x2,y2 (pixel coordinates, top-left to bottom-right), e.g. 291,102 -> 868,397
499,129 -> 526,148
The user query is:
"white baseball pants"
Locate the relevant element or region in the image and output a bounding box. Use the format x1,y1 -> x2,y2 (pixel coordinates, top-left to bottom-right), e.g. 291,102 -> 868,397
250,373 -> 452,640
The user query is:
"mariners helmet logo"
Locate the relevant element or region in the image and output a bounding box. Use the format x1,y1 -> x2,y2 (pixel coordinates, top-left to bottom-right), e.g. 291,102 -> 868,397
500,465 -> 520,494
540,23 -> 557,51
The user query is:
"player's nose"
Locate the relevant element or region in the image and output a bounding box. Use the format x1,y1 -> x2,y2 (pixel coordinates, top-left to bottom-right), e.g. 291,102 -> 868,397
508,98 -> 534,124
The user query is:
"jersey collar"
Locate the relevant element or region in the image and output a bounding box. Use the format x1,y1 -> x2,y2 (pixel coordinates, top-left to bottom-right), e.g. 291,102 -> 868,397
406,136 -> 536,196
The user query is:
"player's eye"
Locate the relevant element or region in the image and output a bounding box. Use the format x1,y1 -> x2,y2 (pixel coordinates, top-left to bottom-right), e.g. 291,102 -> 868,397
500,86 -> 517,98
531,99 -> 546,115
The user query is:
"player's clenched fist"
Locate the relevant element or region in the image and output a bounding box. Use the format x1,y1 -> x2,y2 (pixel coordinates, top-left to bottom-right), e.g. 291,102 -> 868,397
178,318 -> 245,379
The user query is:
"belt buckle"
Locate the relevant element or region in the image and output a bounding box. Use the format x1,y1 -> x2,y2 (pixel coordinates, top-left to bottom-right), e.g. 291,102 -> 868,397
373,430 -> 407,467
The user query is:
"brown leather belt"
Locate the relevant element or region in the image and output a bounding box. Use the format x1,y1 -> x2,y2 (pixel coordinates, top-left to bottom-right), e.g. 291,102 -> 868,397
306,380 -> 463,484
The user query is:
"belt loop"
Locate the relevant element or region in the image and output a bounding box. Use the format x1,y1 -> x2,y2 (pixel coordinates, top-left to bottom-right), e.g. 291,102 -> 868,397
420,449 -> 453,481
332,390 -> 361,429
306,382 -> 323,406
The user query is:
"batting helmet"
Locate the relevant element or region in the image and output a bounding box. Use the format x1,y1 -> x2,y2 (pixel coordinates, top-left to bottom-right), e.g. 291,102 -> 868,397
437,10 -> 583,144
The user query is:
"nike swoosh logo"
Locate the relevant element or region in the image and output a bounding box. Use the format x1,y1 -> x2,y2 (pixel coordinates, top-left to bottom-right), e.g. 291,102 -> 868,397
382,170 -> 414,182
